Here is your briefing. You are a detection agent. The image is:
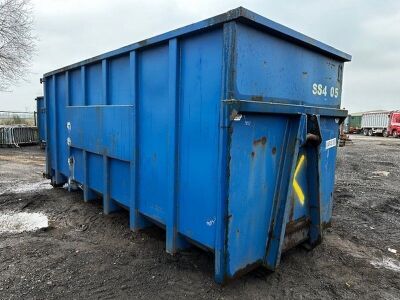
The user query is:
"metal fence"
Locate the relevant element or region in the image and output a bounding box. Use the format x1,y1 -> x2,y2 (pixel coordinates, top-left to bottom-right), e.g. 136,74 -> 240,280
0,111 -> 39,147
0,125 -> 38,147
0,111 -> 36,126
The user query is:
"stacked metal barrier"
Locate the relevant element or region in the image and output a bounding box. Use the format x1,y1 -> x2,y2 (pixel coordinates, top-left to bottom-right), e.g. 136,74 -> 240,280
0,125 -> 38,147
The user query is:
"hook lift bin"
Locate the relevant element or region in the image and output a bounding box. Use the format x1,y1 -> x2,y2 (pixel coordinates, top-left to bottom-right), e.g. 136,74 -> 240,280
35,96 -> 46,148
41,7 -> 351,283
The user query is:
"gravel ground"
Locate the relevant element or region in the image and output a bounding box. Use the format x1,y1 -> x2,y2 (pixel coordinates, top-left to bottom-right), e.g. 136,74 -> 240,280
0,135 -> 399,299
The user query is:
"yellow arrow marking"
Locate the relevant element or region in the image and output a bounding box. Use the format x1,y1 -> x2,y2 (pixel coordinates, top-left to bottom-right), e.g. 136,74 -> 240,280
293,154 -> 305,205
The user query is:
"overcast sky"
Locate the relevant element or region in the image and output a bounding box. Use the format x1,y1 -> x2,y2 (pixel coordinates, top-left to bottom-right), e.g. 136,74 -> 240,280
0,0 -> 399,113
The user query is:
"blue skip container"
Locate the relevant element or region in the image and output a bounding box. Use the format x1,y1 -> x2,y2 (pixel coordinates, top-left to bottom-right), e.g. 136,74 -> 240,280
35,96 -> 46,147
42,7 -> 351,283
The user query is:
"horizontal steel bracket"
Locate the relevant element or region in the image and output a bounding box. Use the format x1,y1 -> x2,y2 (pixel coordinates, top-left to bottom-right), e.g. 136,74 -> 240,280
223,99 -> 348,119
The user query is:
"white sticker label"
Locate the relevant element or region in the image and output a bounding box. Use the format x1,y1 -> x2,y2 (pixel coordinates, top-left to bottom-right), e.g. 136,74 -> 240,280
326,138 -> 337,149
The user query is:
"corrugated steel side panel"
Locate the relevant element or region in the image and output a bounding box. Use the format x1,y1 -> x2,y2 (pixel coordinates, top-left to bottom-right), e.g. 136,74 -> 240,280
361,112 -> 390,128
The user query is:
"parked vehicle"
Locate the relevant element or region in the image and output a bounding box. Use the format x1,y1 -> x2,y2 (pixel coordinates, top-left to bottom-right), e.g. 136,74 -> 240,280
361,111 -> 400,137
343,113 -> 362,133
389,112 -> 400,137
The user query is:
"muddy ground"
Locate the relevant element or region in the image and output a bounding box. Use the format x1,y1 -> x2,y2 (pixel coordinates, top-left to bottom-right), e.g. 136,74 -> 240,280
0,135 -> 399,299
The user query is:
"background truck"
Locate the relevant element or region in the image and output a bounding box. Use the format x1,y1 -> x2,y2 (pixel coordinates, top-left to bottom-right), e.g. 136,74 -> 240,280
361,111 -> 400,137
344,113 -> 362,133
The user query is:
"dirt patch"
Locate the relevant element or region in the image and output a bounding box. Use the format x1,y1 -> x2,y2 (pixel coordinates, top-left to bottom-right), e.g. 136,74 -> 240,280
0,137 -> 399,299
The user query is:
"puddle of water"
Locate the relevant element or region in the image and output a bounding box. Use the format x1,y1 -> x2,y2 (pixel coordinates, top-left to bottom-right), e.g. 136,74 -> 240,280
0,212 -> 49,233
0,180 -> 52,195
370,257 -> 400,273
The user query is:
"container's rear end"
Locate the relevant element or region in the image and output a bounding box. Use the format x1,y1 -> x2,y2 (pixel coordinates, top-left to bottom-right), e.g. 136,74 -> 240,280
218,20 -> 349,281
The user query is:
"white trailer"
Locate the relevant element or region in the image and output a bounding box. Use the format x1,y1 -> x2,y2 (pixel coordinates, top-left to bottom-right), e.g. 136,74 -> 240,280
361,111 -> 390,136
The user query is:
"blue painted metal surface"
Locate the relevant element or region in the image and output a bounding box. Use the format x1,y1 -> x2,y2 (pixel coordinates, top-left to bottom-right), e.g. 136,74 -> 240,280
42,7 -> 351,283
35,96 -> 46,144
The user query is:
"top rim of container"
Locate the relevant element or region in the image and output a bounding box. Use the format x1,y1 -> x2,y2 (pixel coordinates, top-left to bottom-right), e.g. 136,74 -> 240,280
43,6 -> 352,78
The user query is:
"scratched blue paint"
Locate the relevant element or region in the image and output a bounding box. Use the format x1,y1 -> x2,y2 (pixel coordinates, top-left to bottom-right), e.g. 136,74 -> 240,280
227,114 -> 287,275
177,29 -> 223,249
234,23 -> 344,107
70,147 -> 83,182
319,117 -> 340,223
42,7 -> 351,283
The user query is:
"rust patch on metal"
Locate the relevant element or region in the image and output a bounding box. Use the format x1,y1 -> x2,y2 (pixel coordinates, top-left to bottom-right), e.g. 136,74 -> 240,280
289,194 -> 295,221
322,221 -> 332,229
229,109 -> 239,121
282,228 -> 309,252
282,218 -> 311,252
222,260 -> 264,285
285,217 -> 310,235
253,136 -> 267,146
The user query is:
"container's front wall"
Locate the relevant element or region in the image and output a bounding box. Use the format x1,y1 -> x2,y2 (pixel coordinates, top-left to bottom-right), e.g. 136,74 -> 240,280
44,28 -> 224,250
234,23 -> 344,108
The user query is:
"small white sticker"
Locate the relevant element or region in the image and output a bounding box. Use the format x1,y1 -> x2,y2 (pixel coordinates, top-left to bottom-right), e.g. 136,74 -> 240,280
326,138 -> 336,149
206,217 -> 216,226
